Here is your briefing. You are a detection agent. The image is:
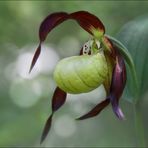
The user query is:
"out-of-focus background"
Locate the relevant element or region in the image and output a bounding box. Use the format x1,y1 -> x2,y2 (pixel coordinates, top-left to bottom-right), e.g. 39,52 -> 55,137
0,1 -> 148,147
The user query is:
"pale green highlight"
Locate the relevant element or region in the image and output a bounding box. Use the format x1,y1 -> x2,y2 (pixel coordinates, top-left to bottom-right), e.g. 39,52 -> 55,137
90,27 -> 104,41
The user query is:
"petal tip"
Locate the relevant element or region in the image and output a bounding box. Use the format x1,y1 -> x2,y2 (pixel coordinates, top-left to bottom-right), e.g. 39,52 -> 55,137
29,43 -> 41,73
75,116 -> 88,121
40,114 -> 53,144
114,106 -> 125,120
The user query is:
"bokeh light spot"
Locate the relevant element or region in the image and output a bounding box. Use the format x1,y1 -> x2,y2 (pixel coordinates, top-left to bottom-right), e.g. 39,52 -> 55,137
53,115 -> 77,138
9,79 -> 42,108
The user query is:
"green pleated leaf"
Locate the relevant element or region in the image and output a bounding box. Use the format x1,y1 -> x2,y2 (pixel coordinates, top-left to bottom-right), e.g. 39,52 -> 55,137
112,16 -> 148,103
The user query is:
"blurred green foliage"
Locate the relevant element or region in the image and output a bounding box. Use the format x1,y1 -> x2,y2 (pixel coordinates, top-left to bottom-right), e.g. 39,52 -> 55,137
117,16 -> 148,103
0,1 -> 148,147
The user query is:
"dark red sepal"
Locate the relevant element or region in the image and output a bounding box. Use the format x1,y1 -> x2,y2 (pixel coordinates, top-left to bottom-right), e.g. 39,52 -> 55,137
70,11 -> 105,35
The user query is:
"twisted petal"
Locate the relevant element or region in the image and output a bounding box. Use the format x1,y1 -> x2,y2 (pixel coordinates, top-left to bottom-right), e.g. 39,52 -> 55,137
101,37 -> 126,120
109,51 -> 126,119
40,114 -> 53,144
29,43 -> 41,73
29,12 -> 69,72
29,11 -> 105,72
40,87 -> 67,144
39,12 -> 69,42
76,99 -> 110,120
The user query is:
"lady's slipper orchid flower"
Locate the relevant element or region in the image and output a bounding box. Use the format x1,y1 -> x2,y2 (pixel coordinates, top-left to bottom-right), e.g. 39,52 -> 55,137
29,11 -> 128,143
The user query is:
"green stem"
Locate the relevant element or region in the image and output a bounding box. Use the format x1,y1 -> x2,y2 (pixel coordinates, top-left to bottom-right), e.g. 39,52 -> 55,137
133,103 -> 146,147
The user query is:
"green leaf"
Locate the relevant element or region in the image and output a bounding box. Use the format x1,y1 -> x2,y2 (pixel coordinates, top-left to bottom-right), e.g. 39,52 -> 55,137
112,16 -> 148,103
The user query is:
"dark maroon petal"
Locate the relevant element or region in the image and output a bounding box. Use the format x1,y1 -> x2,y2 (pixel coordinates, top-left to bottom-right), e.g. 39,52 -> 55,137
40,114 -> 53,144
40,87 -> 67,144
39,12 -> 69,41
29,43 -> 41,73
109,52 -> 126,119
70,11 -> 105,36
52,87 -> 67,112
29,12 -> 69,73
76,99 -> 110,120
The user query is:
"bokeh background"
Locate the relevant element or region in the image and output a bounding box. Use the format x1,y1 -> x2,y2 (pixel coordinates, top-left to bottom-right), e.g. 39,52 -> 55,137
0,1 -> 148,147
